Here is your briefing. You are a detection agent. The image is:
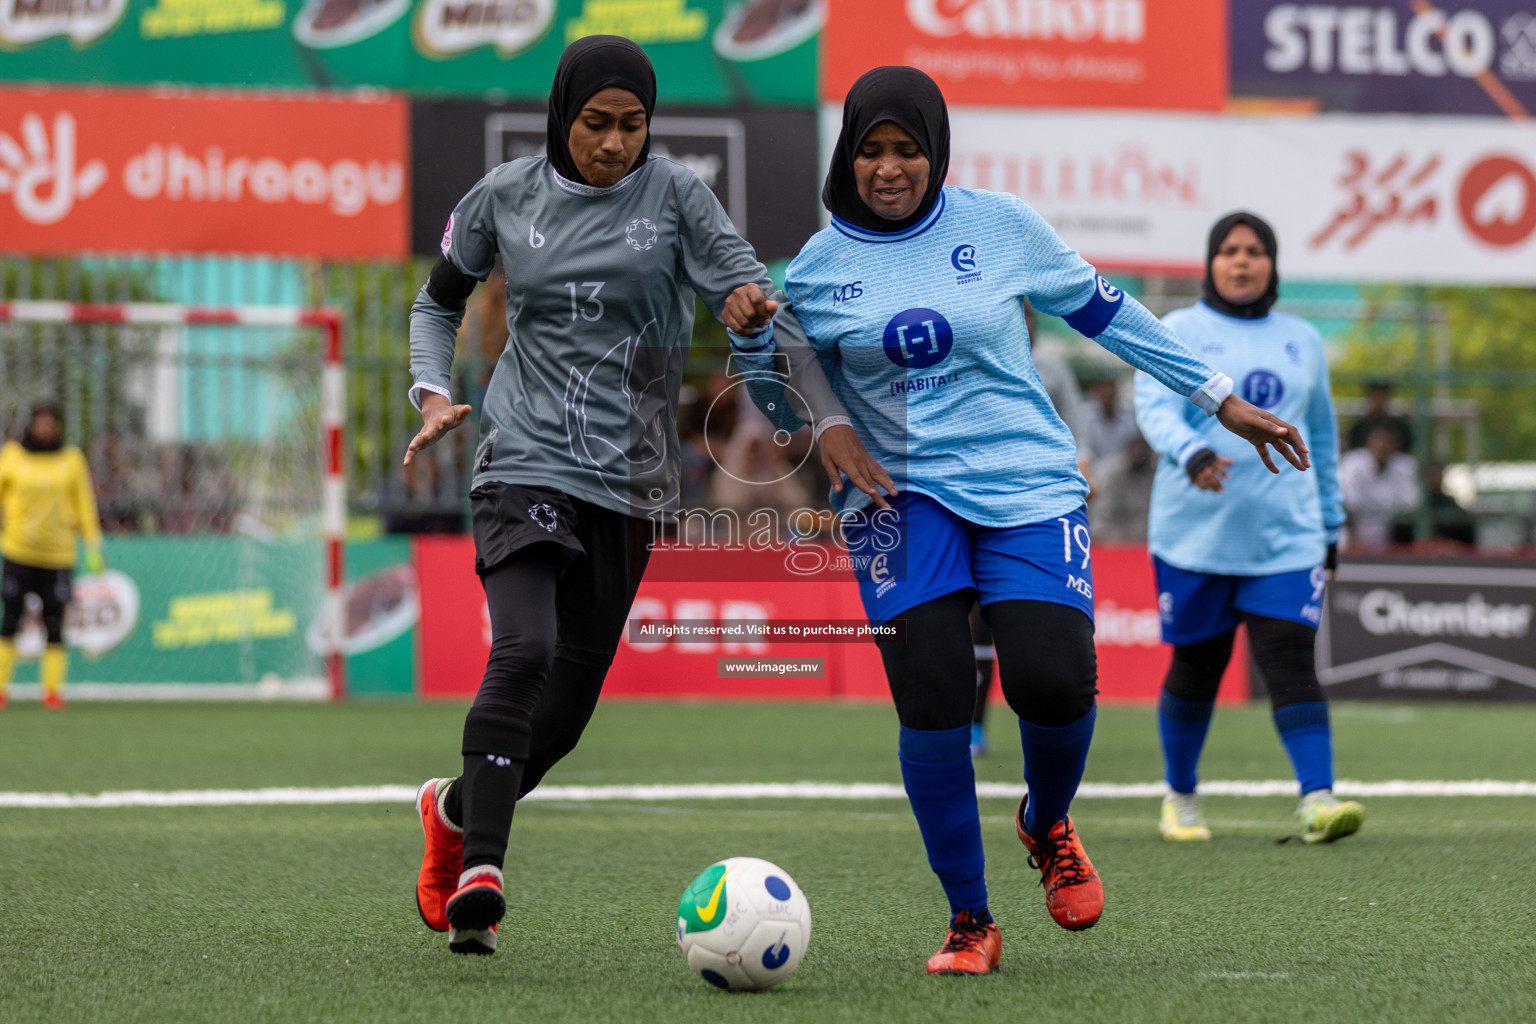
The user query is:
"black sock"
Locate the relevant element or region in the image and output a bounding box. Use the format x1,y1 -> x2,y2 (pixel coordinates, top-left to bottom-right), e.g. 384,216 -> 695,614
954,907 -> 993,927
442,777 -> 464,829
460,708 -> 533,872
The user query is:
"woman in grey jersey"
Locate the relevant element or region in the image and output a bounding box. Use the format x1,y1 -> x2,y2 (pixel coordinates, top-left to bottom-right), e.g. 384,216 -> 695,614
402,35 -> 873,957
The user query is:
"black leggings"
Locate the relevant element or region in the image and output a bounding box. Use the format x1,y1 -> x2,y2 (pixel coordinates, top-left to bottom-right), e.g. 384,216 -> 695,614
453,496 -> 651,870
878,591 -> 1098,731
1163,613 -> 1325,709
470,500 -> 652,781
1,559 -> 70,645
471,543 -> 648,796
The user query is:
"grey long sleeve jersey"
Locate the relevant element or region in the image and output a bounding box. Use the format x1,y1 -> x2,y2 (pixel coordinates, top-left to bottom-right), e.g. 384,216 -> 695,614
409,155 -> 847,518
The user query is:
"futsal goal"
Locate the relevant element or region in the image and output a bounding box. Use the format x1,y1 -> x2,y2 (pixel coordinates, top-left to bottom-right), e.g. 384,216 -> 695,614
0,302 -> 346,699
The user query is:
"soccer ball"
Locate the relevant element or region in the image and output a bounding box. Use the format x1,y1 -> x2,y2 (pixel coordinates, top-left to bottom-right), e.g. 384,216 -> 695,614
676,857 -> 811,991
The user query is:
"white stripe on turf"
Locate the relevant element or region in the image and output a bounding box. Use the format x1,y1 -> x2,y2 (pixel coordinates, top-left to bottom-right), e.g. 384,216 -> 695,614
0,779 -> 1534,808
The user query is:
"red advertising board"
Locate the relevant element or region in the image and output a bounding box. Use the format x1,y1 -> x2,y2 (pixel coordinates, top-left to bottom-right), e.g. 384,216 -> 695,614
1090,545 -> 1247,704
0,89 -> 408,258
413,538 -> 1245,704
822,0 -> 1227,110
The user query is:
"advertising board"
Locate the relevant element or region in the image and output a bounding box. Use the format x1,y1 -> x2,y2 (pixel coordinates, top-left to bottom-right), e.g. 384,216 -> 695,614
0,89 -> 409,257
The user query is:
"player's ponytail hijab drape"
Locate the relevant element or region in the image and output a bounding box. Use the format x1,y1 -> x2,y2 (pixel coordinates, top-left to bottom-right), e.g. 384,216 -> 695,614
1202,211 -> 1280,319
822,66 -> 951,234
545,34 -> 658,187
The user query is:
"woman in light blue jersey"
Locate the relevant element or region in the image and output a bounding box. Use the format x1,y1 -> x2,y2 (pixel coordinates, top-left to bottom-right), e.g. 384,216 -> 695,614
736,68 -> 1311,975
1135,212 -> 1362,846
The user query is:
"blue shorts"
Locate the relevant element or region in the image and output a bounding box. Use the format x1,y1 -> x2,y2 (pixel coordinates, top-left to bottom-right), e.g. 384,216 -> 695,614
844,492 -> 1095,627
1153,556 -> 1326,646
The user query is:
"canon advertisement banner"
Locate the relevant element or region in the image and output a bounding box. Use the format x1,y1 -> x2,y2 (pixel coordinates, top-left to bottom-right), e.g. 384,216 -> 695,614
412,102 -> 820,261
1231,1 -> 1536,116
1319,558 -> 1536,701
822,0 -> 1227,110
0,89 -> 408,258
905,105 -> 1536,282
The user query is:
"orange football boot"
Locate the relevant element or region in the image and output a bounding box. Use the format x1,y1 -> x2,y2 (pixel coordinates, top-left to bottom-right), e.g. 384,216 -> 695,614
446,866 -> 505,956
42,691 -> 64,711
925,910 -> 1002,975
414,778 -> 462,932
1017,802 -> 1104,931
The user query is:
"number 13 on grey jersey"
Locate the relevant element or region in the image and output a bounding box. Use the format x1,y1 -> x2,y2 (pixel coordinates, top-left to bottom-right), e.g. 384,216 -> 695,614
409,155 -> 773,517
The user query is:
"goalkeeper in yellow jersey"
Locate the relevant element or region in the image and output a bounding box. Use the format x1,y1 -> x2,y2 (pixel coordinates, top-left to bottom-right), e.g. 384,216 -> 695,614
0,402 -> 105,710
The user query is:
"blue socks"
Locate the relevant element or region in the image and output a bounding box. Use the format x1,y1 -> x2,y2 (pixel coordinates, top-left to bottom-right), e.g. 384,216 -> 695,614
1158,691 -> 1216,794
899,724 -> 988,916
1159,696 -> 1335,795
1019,705 -> 1097,838
1273,701 -> 1335,795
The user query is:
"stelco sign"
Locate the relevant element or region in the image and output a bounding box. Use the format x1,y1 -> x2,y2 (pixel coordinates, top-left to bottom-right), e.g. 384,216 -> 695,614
1231,1 -> 1536,115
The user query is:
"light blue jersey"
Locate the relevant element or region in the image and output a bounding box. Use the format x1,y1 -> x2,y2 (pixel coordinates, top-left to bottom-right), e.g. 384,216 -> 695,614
744,187 -> 1227,528
1135,300 -> 1344,576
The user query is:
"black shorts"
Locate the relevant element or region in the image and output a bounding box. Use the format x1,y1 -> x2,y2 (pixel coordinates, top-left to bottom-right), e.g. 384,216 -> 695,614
1,559 -> 72,610
470,483 -> 648,577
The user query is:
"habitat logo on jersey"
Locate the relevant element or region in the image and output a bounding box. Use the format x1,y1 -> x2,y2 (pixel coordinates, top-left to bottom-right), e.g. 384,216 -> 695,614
950,244 -> 982,284
1242,369 -> 1285,409
883,307 -> 953,370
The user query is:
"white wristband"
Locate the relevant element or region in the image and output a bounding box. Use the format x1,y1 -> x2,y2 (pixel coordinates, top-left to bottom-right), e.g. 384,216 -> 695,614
408,382 -> 452,412
1191,372 -> 1233,416
812,415 -> 853,445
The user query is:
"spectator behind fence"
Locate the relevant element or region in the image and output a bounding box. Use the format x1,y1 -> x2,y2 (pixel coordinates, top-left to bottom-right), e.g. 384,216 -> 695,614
1084,376 -> 1142,464
1346,379 -> 1412,452
1089,434 -> 1155,543
1339,426 -> 1420,546
1424,461 -> 1476,547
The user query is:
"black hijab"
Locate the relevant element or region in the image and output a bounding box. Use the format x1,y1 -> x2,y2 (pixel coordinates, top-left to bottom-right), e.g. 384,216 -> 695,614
20,401 -> 62,453
822,66 -> 950,234
1202,211 -> 1279,319
546,35 -> 657,187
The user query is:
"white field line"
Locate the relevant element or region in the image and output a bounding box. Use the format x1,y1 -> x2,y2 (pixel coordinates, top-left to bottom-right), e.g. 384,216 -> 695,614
1,779 -> 1535,809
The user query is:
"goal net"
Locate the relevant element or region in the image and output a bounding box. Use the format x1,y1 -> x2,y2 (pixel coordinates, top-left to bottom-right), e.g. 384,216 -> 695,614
0,302 -> 344,699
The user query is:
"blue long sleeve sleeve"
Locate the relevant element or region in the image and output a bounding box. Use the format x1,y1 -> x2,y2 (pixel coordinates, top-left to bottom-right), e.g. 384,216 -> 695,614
1134,369 -> 1211,470
1306,350 -> 1346,539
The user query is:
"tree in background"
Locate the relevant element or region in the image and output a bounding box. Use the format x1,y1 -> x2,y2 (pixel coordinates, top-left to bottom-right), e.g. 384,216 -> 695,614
1332,286 -> 1536,463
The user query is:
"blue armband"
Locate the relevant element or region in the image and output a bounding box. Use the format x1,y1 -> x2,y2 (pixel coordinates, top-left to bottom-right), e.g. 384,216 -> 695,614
1062,275 -> 1124,339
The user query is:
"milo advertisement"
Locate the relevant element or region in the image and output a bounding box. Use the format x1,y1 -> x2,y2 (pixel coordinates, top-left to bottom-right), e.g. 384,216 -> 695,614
9,536 -> 416,696
0,0 -> 821,105
7,536 -> 323,689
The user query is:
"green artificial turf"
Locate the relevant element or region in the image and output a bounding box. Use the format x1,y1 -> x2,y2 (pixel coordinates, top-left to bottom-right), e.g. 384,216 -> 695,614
0,701 -> 1533,1023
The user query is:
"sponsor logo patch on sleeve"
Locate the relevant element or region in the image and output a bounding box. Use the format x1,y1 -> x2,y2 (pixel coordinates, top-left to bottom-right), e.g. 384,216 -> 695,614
440,213 -> 454,255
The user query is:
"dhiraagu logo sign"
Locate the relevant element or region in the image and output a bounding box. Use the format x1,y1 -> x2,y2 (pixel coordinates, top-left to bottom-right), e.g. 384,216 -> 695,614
677,863 -> 730,935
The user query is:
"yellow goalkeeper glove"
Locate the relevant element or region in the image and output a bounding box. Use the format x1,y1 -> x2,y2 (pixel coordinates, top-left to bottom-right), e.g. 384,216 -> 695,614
84,546 -> 105,576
